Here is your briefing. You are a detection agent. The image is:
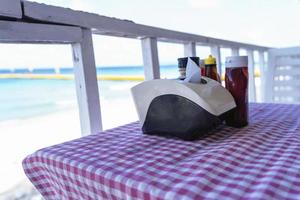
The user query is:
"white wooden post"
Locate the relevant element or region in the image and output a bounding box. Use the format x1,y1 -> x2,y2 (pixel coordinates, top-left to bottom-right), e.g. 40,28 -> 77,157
72,28 -> 102,136
184,42 -> 196,57
211,46 -> 222,76
231,48 -> 239,56
247,50 -> 256,102
141,37 -> 160,80
265,50 -> 276,102
258,51 -> 266,101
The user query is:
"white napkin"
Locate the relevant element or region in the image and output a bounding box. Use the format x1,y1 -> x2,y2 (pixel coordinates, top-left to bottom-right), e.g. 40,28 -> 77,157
184,57 -> 201,83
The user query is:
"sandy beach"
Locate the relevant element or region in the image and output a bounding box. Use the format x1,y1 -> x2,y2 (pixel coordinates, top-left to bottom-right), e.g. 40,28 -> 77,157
0,97 -> 138,196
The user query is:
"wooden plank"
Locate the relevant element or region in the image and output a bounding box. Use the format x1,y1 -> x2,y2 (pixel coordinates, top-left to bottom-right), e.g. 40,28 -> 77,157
276,57 -> 300,66
22,1 -> 270,51
270,47 -> 300,57
274,90 -> 300,97
273,96 -> 300,104
0,21 -> 82,43
141,37 -> 160,80
266,47 -> 300,103
231,48 -> 239,56
259,51 -> 266,72
265,51 -> 276,102
210,46 -> 222,76
247,50 -> 256,102
184,42 -> 196,57
274,68 -> 300,76
258,51 -> 266,101
72,28 -> 102,136
273,80 -> 300,86
0,0 -> 22,19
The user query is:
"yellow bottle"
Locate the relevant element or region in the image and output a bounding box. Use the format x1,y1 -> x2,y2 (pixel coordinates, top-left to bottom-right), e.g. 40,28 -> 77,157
204,55 -> 220,82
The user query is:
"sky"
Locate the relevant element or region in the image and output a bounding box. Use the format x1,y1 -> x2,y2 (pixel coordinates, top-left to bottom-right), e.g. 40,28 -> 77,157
1,0 -> 300,68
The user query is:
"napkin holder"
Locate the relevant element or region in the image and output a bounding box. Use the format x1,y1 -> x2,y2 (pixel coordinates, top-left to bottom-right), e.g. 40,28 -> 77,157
131,77 -> 236,140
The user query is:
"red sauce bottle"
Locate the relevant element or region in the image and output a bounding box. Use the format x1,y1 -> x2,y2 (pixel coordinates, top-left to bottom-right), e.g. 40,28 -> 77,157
225,56 -> 249,127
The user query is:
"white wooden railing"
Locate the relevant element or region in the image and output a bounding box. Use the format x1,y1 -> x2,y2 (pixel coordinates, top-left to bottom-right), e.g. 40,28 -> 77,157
266,47 -> 300,103
0,0 -> 272,136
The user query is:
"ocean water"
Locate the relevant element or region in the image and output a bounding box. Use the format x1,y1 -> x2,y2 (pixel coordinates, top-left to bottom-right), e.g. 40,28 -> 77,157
0,64 -> 263,122
7,65 -> 180,76
1,79 -> 76,121
0,65 -> 179,122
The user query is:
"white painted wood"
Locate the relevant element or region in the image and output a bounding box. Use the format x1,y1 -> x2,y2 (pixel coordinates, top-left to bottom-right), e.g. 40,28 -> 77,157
276,57 -> 300,66
210,46 -> 222,76
247,50 -> 256,102
0,21 -> 82,43
0,0 -> 22,19
274,90 -> 300,97
141,37 -> 160,80
273,81 -> 300,86
265,47 -> 300,103
258,51 -> 266,101
72,28 -> 102,136
231,48 -> 239,56
258,51 -> 266,72
22,1 -> 269,51
265,50 -> 276,102
274,68 -> 300,76
270,46 -> 300,56
184,42 -> 196,57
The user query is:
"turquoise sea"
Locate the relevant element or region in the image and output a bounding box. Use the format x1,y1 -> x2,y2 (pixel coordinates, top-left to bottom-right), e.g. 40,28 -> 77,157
0,65 -> 179,122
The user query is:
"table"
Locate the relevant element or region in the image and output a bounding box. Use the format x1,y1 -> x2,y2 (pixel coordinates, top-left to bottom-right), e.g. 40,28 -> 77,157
23,103 -> 300,200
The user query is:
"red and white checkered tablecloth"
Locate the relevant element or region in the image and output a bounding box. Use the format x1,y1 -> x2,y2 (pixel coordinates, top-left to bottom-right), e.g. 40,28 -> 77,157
23,103 -> 300,200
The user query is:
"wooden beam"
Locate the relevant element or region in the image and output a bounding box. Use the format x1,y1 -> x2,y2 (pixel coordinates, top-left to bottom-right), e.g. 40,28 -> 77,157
72,28 -> 102,136
141,37 -> 160,80
231,48 -> 239,56
0,0 -> 22,19
184,42 -> 196,57
273,81 -> 300,87
247,50 -> 257,102
265,50 -> 276,102
273,90 -> 300,98
276,57 -> 300,66
270,46 -> 300,56
22,1 -> 270,51
258,51 -> 266,101
0,21 -> 82,43
274,68 -> 300,76
211,46 -> 222,76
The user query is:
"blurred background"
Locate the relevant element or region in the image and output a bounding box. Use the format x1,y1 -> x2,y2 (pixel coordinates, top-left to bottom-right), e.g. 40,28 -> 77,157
1,0 -> 300,199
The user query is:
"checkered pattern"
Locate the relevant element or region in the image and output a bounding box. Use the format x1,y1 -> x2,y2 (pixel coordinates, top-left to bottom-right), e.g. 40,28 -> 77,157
23,103 -> 300,200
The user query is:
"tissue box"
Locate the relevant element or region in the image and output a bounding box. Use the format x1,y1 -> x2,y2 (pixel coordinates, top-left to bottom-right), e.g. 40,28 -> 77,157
131,78 -> 236,140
